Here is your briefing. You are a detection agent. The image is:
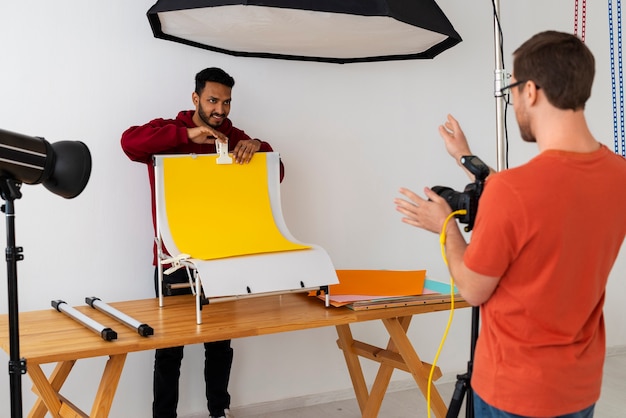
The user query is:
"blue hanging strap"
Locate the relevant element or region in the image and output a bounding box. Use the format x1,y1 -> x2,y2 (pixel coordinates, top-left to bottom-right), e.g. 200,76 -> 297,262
617,0 -> 626,156
609,0 -> 626,156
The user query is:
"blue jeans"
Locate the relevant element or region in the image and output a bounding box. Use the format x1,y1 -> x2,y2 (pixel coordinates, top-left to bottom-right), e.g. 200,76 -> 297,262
473,392 -> 595,418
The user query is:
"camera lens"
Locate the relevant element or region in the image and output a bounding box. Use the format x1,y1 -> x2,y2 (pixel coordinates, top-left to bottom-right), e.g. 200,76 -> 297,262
432,186 -> 462,211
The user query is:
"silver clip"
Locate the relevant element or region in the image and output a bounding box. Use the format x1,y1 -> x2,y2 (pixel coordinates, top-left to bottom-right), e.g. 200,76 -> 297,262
216,139 -> 232,164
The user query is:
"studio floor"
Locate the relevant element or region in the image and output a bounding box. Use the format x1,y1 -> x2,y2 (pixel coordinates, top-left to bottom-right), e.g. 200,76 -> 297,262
233,349 -> 626,418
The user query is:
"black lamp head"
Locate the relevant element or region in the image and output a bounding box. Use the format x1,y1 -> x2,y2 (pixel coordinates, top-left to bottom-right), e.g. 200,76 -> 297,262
0,128 -> 92,199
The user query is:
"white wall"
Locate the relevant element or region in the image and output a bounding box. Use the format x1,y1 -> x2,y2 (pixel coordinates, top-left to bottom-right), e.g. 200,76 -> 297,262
0,1 -> 624,416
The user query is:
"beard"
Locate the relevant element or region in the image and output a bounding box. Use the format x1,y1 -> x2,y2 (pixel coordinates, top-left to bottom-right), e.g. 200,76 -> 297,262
519,121 -> 536,143
198,104 -> 224,129
515,105 -> 536,143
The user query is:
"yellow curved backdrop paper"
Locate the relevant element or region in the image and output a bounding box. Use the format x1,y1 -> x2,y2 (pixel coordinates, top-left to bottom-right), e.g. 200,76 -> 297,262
163,153 -> 309,260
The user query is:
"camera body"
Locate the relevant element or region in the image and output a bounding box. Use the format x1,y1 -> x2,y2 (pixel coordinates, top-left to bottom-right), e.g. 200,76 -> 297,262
432,155 -> 490,232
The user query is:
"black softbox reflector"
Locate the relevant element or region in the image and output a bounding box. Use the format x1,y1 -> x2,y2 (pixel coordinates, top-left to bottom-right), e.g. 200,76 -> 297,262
147,0 -> 461,64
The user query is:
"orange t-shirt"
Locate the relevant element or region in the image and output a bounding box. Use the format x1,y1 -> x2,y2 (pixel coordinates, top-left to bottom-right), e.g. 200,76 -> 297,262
464,146 -> 626,416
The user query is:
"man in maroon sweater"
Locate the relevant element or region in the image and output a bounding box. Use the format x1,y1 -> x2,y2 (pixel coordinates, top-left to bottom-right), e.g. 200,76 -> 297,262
121,67 -> 283,418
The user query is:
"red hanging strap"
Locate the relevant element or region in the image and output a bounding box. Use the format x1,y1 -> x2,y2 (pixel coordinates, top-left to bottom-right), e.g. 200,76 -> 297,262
575,0 -> 587,42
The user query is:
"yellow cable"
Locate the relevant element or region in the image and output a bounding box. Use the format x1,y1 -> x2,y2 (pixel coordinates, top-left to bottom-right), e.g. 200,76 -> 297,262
427,209 -> 467,418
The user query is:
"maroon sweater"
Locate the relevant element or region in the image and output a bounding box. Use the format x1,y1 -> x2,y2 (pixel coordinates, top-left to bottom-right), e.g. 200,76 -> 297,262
121,110 -> 284,265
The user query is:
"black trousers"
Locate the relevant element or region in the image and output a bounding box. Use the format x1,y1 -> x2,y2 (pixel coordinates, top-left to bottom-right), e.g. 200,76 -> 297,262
152,268 -> 233,418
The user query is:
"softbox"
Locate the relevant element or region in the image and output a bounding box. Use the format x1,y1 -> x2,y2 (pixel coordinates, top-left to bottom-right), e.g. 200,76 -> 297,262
147,0 -> 462,64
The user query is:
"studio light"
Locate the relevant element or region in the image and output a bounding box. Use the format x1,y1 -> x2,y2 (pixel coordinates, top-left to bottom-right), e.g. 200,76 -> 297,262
0,128 -> 91,199
0,127 -> 91,418
147,0 -> 461,64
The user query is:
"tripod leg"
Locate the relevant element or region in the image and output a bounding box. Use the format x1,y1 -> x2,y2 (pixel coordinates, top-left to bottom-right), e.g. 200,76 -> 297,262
449,306 -> 480,418
466,386 -> 474,418
446,372 -> 468,418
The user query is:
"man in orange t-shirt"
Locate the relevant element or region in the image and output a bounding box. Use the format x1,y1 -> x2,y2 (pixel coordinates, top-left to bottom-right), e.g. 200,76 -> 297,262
395,31 -> 626,417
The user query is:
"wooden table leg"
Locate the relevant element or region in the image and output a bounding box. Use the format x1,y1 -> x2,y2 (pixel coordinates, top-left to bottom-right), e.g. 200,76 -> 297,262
336,324 -> 370,413
337,316 -> 446,418
29,360 -> 76,418
360,316 -> 412,418
89,354 -> 127,417
27,354 -> 127,418
27,363 -> 66,417
382,317 -> 448,418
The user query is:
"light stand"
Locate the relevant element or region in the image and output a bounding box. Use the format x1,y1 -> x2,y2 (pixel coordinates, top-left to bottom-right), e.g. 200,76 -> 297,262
447,2 -> 507,417
0,127 -> 92,418
1,179 -> 25,418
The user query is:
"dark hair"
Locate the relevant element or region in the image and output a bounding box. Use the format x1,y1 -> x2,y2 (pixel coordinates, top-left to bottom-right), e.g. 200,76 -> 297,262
513,31 -> 595,110
195,67 -> 235,94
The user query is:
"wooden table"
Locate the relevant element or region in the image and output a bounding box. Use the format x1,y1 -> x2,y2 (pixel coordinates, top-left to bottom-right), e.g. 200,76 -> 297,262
0,293 -> 468,418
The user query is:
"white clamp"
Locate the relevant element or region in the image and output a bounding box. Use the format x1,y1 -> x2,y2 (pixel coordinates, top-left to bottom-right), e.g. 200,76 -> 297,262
216,139 -> 232,165
161,253 -> 191,275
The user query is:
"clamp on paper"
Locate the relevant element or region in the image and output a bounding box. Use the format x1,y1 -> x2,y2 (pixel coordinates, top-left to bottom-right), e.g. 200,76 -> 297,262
161,253 -> 197,295
161,253 -> 191,274
215,139 -> 232,164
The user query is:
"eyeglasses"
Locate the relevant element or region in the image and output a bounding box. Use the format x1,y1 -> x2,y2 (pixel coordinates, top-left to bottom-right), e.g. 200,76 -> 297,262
499,80 -> 540,105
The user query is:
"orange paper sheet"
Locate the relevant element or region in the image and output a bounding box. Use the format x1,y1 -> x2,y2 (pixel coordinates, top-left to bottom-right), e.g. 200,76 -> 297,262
331,270 -> 426,296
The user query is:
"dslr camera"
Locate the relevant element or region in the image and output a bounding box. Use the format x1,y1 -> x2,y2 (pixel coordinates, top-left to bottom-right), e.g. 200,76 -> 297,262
432,155 -> 490,232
